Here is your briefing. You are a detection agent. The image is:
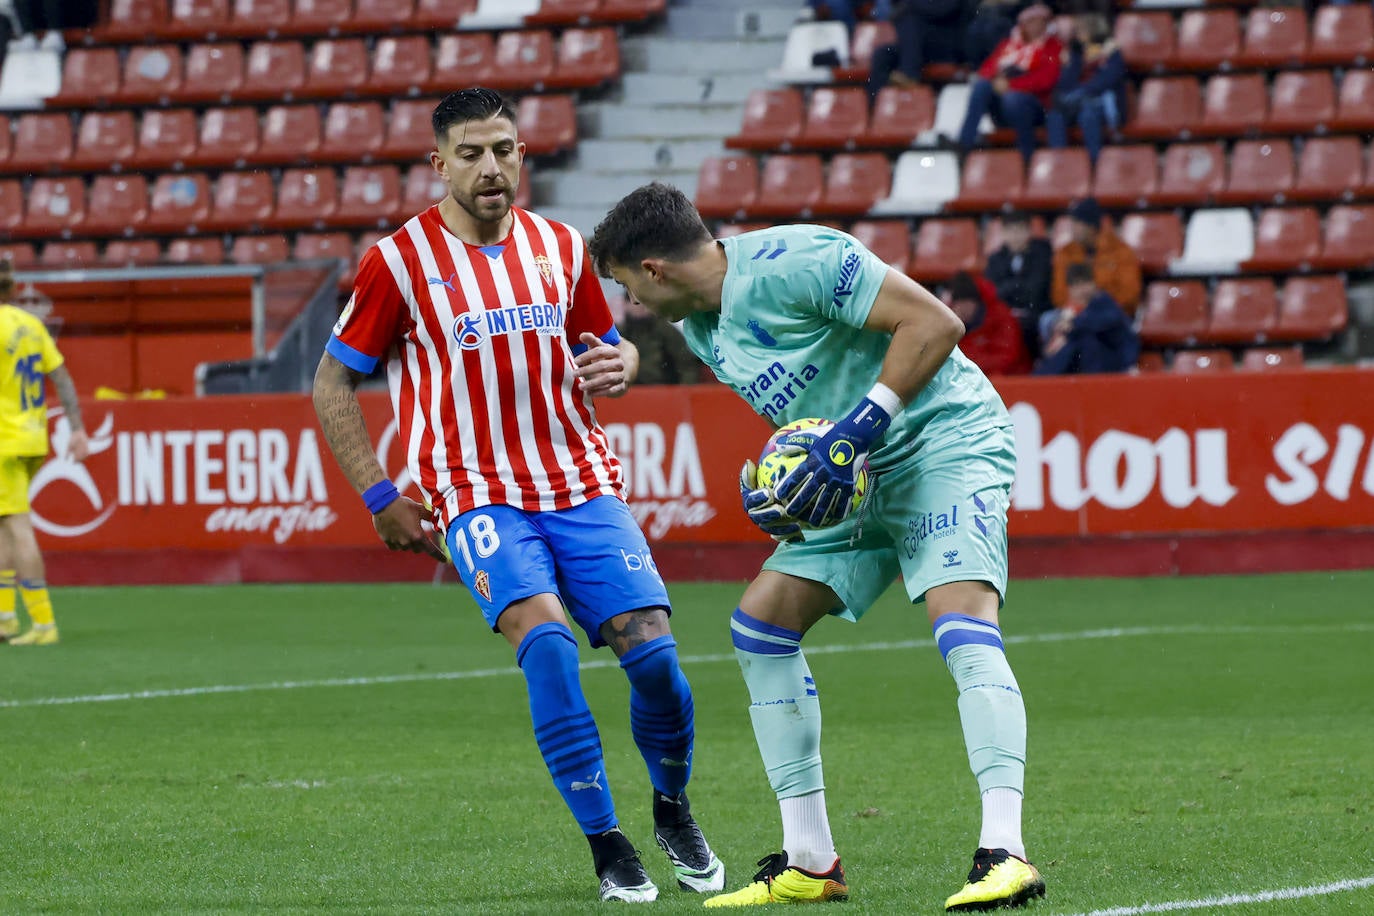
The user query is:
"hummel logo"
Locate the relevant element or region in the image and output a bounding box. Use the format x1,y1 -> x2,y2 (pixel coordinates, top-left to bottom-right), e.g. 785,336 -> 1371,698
659,757 -> 690,768
571,771 -> 604,791
427,271 -> 458,292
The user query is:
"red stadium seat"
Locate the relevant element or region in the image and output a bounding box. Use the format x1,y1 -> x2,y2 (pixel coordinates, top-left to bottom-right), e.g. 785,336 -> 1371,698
354,0 -> 417,31
318,102 -> 385,163
382,99 -> 439,161
551,28 -> 619,89
1171,9 -> 1241,71
833,20 -> 897,82
599,0 -> 666,20
1171,349 -> 1234,374
798,87 -> 869,150
1266,70 -> 1335,135
1135,351 -> 1166,373
228,0 -> 291,37
131,109 -> 199,171
1292,137 -> 1364,204
0,241 -> 36,268
429,33 -> 495,92
1139,280 -> 1208,345
400,163 -> 447,217
98,0 -> 167,42
288,0 -> 351,35
861,85 -> 935,148
527,0 -> 600,26
333,165 -> 402,228
815,153 -> 891,216
166,237 -> 226,264
1240,346 -> 1303,371
145,173 -> 212,234
0,182 -> 22,237
257,105 -> 323,166
850,220 -> 910,273
1316,205 -> 1374,271
7,114 -> 72,175
1243,207 -> 1322,272
1308,4 -> 1372,67
726,89 -> 805,152
910,218 -> 980,283
176,43 -> 244,104
1152,142 -> 1226,208
84,176 -> 150,237
192,107 -> 260,169
1217,140 -> 1294,206
294,232 -> 356,289
369,36 -> 433,97
695,156 -> 759,220
205,171 -> 276,231
69,112 -> 137,173
518,95 -> 577,156
1114,11 -> 1175,73
0,114 -> 9,166
49,48 -> 120,108
304,39 -> 370,99
1274,275 -> 1348,340
272,168 -> 339,229
1119,212 -> 1184,274
229,234 -> 290,264
1123,77 -> 1201,141
949,150 -> 1023,213
413,0 -> 473,29
1021,148 -> 1091,211
166,0 -> 232,38
1205,277 -> 1278,344
40,241 -> 99,269
117,45 -> 184,106
103,239 -> 163,266
1194,73 -> 1267,139
1236,6 -> 1308,69
751,155 -> 824,218
24,178 -> 87,238
1332,69 -> 1374,134
240,41 -> 307,102
489,31 -> 556,91
1092,145 -> 1158,209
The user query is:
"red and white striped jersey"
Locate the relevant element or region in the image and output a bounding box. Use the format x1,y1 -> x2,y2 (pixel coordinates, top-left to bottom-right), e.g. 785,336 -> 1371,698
327,204 -> 625,526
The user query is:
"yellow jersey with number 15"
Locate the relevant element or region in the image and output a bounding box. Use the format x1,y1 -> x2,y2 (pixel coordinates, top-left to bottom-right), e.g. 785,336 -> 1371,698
0,303 -> 64,457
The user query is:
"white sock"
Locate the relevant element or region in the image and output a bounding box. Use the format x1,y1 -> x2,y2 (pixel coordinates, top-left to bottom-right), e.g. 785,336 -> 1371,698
979,787 -> 1025,860
780,789 -> 837,873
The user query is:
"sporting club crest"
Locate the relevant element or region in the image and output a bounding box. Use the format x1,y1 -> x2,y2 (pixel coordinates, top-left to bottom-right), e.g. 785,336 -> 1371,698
534,254 -> 554,289
474,569 -> 492,601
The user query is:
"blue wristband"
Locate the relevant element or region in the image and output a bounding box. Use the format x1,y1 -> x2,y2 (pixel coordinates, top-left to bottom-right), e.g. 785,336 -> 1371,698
363,479 -> 400,515
834,396 -> 892,452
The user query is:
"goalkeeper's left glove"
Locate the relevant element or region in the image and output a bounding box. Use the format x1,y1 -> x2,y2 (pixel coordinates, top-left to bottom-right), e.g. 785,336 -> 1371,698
740,459 -> 803,542
775,386 -> 900,528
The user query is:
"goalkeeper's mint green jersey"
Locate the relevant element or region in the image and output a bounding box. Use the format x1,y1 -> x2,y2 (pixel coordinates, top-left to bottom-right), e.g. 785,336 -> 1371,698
680,225 -> 1011,472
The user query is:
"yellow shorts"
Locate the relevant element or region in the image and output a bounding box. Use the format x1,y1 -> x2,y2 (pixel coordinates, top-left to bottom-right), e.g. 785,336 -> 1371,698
0,455 -> 45,516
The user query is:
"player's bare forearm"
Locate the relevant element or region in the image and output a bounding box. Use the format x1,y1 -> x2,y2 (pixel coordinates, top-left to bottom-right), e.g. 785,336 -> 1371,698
313,353 -> 387,494
617,337 -> 640,387
865,270 -> 965,405
50,365 -> 84,433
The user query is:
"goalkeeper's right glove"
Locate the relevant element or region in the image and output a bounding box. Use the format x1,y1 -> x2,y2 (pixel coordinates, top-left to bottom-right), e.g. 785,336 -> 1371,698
739,459 -> 802,543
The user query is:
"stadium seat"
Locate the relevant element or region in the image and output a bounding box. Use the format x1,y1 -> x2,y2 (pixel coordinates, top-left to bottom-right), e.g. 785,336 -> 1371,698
228,0 -> 291,37
84,176 -> 150,237
145,173 -> 212,234
257,105 -> 323,166
695,156 -> 759,220
1139,280 -> 1209,346
0,114 -> 9,167
0,241 -> 35,268
293,232 -> 356,289
751,155 -> 824,219
833,20 -> 897,82
1291,137 -> 1364,204
1020,148 -> 1091,211
1240,345 -> 1303,371
1274,275 -> 1348,340
131,109 -> 199,170
428,33 -> 495,92
1315,205 -> 1374,271
1332,69 -> 1374,134
117,45 -> 184,106
1172,208 -> 1254,275
1266,70 -> 1335,135
1206,277 -> 1278,344
910,218 -> 980,283
24,178 -> 87,238
1171,350 -> 1234,374
599,0 -> 667,21
381,99 -> 439,162
369,36 -> 433,97
166,237 -> 226,264
1123,77 -> 1201,140
526,0 -> 601,27
1217,140 -> 1294,206
0,182 -> 22,237
850,220 -> 911,274
355,0 -> 418,31
333,166 -> 402,228
420,0 -> 478,27
40,241 -> 98,269
1119,211 -> 1184,274
240,41 -> 308,102
192,107 -> 260,169
48,48 -> 120,108
551,28 -> 619,89
798,87 -> 869,150
288,0 -> 351,34
1092,145 -> 1159,209
872,151 -> 960,215
1171,8 -> 1241,71
400,163 -> 447,217
7,113 -> 73,175
1194,73 -> 1267,138
861,85 -> 935,148
726,89 -> 805,152
815,153 -> 891,216
769,21 -> 850,84
949,149 -> 1023,213
175,43 -> 244,104
1243,207 -> 1322,273
272,168 -> 339,229
229,234 -> 290,264
488,31 -> 556,91
1152,142 -> 1226,208
1135,351 -> 1166,373
1308,4 -> 1372,67
515,95 -> 575,156
166,0 -> 232,39
68,112 -> 137,173
1236,6 -> 1308,69
103,239 -> 163,266
1114,11 -> 1174,73
205,171 -> 275,232
97,0 -> 167,42
317,102 -> 385,163
459,0 -> 534,28
304,39 -> 370,98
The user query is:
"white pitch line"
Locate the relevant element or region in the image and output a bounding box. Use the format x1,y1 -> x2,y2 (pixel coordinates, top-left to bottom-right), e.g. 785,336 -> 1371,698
1,621 -> 1371,711
1059,873 -> 1374,915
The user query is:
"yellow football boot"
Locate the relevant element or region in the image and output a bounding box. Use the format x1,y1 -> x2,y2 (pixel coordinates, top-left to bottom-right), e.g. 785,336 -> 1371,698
8,624 -> 59,646
704,853 -> 847,907
945,848 -> 1045,912
0,614 -> 18,640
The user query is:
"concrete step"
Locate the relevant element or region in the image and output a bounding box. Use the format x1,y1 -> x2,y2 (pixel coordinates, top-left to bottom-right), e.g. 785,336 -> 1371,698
664,6 -> 800,40
538,169 -> 698,207
535,206 -> 611,238
576,138 -> 723,173
621,35 -> 784,74
620,71 -> 762,105
586,101 -> 743,140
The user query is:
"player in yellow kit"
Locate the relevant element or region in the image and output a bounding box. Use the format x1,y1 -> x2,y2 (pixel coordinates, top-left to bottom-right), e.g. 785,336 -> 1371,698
0,262 -> 88,646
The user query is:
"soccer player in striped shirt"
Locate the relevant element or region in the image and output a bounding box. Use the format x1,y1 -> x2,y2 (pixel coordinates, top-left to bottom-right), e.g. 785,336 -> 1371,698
312,89 -> 722,903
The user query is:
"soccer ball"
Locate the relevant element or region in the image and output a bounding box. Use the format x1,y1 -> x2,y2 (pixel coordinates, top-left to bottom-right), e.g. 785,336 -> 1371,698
755,418 -> 869,527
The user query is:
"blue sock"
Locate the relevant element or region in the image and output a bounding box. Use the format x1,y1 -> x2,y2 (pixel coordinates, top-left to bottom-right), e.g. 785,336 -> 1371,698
620,635 -> 694,798
517,622 -> 617,835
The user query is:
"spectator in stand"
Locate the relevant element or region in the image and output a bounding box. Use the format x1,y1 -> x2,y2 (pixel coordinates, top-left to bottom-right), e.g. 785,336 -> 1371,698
984,210 -> 1053,355
963,0 -> 1022,72
1051,197 -> 1140,315
958,3 -> 1062,164
617,296 -> 704,385
866,0 -> 974,98
1045,13 -> 1126,164
1035,262 -> 1139,375
942,271 -> 1032,376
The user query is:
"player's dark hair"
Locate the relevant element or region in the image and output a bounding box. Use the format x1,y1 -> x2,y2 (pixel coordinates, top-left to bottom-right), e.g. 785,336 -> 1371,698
432,87 -> 517,142
1002,210 -> 1030,228
1066,262 -> 1095,287
588,182 -> 714,277
945,271 -> 982,304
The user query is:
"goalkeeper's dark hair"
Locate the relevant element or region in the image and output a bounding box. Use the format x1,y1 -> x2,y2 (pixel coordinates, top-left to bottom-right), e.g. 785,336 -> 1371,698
432,87 -> 517,142
589,182 -> 714,277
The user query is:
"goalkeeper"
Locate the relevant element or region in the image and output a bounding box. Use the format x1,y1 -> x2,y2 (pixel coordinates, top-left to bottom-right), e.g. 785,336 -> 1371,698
589,184 -> 1043,913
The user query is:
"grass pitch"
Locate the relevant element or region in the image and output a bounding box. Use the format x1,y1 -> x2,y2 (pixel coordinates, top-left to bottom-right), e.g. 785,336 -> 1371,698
1,571 -> 1371,914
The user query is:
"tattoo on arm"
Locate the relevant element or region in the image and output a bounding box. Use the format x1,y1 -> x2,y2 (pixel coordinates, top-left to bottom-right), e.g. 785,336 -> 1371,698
599,607 -> 671,656
50,366 -> 83,432
312,354 -> 387,494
